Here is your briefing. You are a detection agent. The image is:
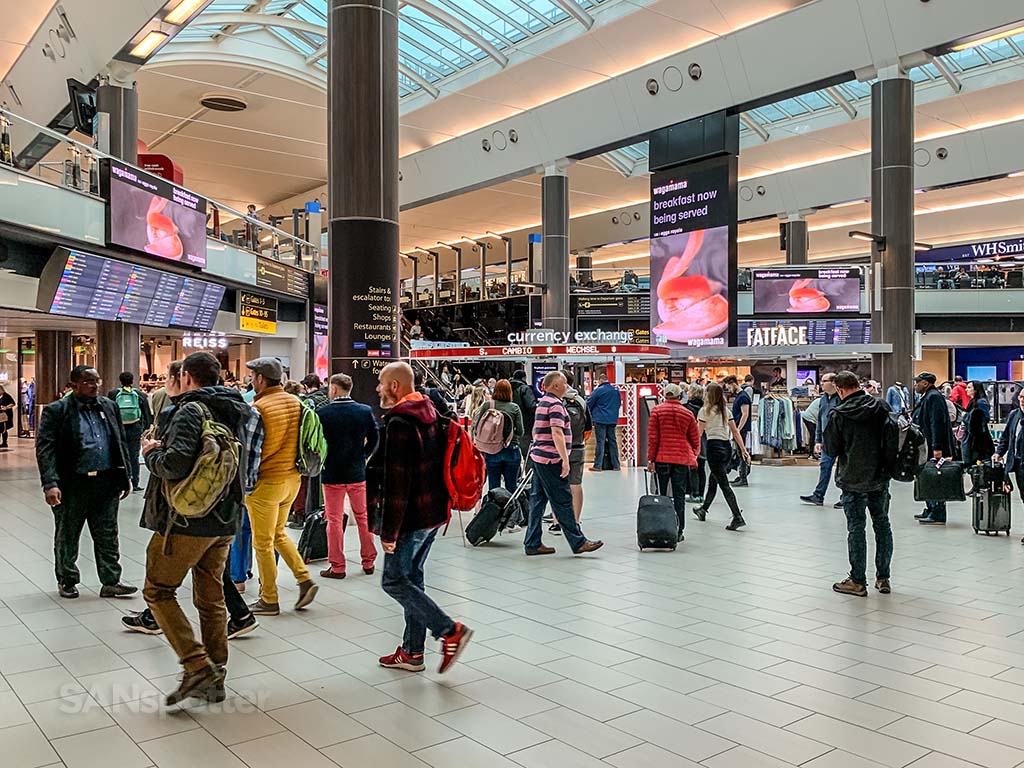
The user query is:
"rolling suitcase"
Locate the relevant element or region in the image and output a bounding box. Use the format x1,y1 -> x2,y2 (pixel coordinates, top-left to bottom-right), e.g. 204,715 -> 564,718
638,470 -> 679,551
466,468 -> 533,546
970,462 -> 1012,535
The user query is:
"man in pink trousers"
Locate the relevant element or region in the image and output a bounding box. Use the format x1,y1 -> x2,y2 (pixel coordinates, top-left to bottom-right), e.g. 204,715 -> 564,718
316,374 -> 379,578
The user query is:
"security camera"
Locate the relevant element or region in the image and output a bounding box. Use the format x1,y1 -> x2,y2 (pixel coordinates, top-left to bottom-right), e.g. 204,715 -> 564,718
688,63 -> 702,81
508,129 -> 518,143
756,185 -> 766,196
936,147 -> 948,160
645,78 -> 659,95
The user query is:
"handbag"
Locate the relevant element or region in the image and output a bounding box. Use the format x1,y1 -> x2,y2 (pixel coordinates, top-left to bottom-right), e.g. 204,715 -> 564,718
914,458 -> 966,503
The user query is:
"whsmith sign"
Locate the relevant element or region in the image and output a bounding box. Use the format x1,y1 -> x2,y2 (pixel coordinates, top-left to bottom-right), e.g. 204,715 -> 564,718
918,236 -> 1024,263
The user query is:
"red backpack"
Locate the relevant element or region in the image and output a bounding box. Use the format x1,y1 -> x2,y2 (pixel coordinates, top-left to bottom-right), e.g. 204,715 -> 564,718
441,415 -> 486,511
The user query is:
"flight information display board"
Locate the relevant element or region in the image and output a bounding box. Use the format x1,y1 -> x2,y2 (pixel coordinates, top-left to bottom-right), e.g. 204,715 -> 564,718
41,249 -> 225,332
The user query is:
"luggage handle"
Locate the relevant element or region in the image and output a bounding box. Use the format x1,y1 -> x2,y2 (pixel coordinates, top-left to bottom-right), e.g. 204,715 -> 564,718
644,468 -> 658,496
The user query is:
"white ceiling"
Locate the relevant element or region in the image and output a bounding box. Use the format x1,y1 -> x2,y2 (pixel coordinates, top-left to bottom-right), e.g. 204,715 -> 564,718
0,2 -> 56,81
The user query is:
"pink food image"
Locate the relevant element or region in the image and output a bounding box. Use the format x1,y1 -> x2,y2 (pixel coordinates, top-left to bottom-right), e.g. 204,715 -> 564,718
143,197 -> 184,261
654,229 -> 729,342
787,278 -> 830,313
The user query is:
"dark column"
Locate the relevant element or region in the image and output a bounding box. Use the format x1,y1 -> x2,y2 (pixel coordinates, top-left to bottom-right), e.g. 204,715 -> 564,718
870,76 -> 915,388
541,168 -> 570,334
35,330 -> 72,406
328,0 -> 399,403
576,250 -> 593,285
96,80 -> 140,385
784,218 -> 808,265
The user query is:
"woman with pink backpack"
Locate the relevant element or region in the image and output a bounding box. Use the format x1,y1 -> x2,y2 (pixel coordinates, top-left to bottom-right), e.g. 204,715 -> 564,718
472,379 -> 524,493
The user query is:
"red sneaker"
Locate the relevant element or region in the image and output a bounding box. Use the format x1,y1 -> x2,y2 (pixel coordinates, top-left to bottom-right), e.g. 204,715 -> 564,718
438,623 -> 473,674
379,646 -> 425,672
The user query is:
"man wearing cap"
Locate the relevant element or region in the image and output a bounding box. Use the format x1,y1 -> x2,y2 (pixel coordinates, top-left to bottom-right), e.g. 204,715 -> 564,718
913,371 -> 956,525
245,357 -> 318,614
646,383 -> 701,541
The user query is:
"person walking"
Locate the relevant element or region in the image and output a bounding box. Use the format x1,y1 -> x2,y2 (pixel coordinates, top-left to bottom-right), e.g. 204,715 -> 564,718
823,371 -> 894,597
524,370 -> 604,556
647,383 -> 700,542
0,383 -> 16,449
369,362 -> 473,674
317,373 -> 379,580
913,371 -> 956,525
245,357 -> 319,615
36,366 -> 137,600
557,372 -> 592,532
726,376 -> 752,487
801,372 -> 841,507
138,352 -> 254,705
993,389 -> 1024,514
587,374 -> 621,472
108,371 -> 154,492
961,380 -> 994,468
414,369 -> 455,418
693,382 -> 749,531
683,383 -> 707,504
149,361 -> 182,431
475,379 -> 523,494
510,370 -> 537,461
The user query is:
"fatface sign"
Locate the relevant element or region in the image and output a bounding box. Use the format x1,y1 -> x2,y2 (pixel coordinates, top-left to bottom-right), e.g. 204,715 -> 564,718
506,329 -> 635,345
745,325 -> 809,347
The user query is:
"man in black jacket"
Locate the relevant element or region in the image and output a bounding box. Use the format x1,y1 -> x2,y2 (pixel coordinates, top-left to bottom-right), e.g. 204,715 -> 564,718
108,371 -> 154,492
824,371 -> 893,597
913,371 -> 956,525
993,389 -> 1024,511
511,369 -> 537,460
36,365 -> 137,600
140,352 -> 251,706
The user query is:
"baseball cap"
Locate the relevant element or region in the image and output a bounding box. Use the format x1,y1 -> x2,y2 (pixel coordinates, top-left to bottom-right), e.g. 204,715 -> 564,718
663,383 -> 682,399
914,372 -> 936,384
246,357 -> 284,381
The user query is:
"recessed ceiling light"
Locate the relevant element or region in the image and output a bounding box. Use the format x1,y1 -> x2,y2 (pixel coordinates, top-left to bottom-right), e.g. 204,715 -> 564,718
129,30 -> 169,59
165,0 -> 206,25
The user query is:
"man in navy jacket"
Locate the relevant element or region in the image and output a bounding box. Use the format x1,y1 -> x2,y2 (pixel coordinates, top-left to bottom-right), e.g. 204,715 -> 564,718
587,375 -> 621,471
317,373 -> 379,578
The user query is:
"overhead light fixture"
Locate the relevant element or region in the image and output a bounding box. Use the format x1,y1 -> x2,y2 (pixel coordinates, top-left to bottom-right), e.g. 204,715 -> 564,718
848,230 -> 886,251
949,24 -> 1024,52
129,30 -> 169,59
165,0 -> 206,25
830,198 -> 868,209
914,242 -> 934,252
1009,171 -> 1024,178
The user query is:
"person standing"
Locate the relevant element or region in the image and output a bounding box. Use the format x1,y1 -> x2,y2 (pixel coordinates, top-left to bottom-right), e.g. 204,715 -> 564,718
557,372 -> 592,532
824,371 -> 894,597
693,382 -> 749,531
961,380 -> 994,468
727,376 -> 752,487
369,362 -> 472,674
245,357 -> 319,614
524,371 -> 604,556
138,352 -> 253,705
993,389 -> 1024,509
949,376 -> 970,410
475,379 -> 523,494
885,381 -> 911,416
414,369 -> 454,418
109,371 -> 154,493
149,361 -> 182,431
510,369 -> 537,461
647,383 -> 700,542
0,383 -> 16,449
587,374 -> 621,472
913,371 -> 956,525
36,366 -> 137,599
683,383 -> 707,504
801,373 -> 841,507
317,373 -> 379,580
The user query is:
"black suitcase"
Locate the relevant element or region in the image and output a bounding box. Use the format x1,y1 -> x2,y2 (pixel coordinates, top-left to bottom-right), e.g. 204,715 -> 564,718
914,459 -> 966,503
297,509 -> 333,563
970,462 -> 1012,535
466,468 -> 533,546
638,470 -> 679,551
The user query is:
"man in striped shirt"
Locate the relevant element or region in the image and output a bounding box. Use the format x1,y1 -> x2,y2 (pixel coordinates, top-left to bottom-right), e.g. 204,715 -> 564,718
524,370 -> 604,556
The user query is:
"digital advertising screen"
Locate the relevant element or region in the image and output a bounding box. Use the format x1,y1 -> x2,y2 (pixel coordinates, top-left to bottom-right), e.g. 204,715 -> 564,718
738,319 -> 872,347
312,303 -> 329,382
650,155 -> 736,349
39,248 -> 225,332
104,159 -> 208,269
753,267 -> 861,315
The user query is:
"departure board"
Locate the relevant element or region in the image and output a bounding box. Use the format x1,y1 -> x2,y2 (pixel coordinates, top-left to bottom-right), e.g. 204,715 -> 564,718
43,249 -> 226,332
738,319 -> 872,346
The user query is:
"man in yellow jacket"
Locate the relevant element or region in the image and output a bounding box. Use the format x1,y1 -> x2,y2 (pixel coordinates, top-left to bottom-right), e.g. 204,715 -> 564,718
245,357 -> 318,615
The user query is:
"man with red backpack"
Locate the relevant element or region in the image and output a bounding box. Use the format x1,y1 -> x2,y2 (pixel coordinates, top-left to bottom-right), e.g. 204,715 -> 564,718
369,362 -> 473,674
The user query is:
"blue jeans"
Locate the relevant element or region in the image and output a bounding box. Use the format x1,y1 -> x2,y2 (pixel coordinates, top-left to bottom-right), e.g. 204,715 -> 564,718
841,489 -> 893,586
229,512 -> 253,584
593,423 -> 620,470
486,445 -> 521,493
525,461 -> 587,552
924,499 -> 947,521
813,452 -> 836,501
381,528 -> 455,655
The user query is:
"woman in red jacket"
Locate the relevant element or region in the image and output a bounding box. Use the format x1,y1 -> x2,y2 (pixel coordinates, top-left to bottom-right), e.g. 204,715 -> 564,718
647,383 -> 701,541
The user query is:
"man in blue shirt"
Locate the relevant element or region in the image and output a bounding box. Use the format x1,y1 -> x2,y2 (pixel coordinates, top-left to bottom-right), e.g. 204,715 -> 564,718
801,372 -> 841,507
587,374 -> 621,472
726,376 -> 752,487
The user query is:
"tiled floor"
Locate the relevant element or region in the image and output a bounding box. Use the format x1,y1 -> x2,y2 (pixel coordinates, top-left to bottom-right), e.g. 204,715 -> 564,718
3,438 -> 1024,768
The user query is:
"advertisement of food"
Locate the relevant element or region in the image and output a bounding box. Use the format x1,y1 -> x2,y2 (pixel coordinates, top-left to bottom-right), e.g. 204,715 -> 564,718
752,267 -> 861,314
105,159 -> 208,269
312,303 -> 329,382
649,156 -> 736,348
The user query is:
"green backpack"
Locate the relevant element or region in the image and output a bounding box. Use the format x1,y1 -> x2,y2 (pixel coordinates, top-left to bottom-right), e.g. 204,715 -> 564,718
163,402 -> 241,519
296,398 -> 328,477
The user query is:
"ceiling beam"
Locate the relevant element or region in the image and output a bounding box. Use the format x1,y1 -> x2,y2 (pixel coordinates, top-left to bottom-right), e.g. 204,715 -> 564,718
930,55 -> 963,93
399,63 -> 440,98
824,86 -> 858,120
399,0 -> 509,68
738,113 -> 770,142
550,0 -> 594,30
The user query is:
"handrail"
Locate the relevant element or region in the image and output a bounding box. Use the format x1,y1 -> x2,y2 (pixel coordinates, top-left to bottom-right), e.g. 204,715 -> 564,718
0,104 -> 319,263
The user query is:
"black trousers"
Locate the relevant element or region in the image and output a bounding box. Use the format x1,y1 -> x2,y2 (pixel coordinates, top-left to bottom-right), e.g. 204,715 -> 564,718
53,473 -> 123,587
689,457 -> 706,498
123,422 -> 144,490
655,462 -> 690,531
704,439 -> 742,518
221,560 -> 249,622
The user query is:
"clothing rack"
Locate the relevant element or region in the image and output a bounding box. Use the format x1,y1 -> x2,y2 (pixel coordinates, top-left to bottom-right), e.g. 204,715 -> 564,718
757,390 -> 799,466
